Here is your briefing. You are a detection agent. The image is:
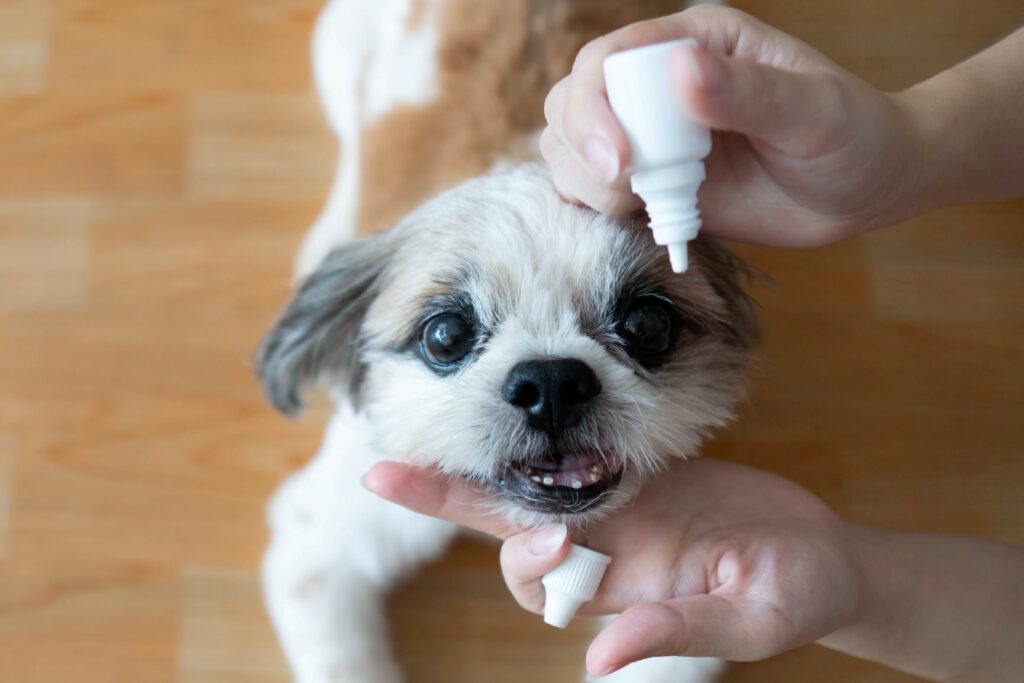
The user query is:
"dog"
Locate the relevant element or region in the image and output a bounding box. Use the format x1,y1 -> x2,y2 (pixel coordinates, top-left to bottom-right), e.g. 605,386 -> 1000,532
256,1 -> 753,682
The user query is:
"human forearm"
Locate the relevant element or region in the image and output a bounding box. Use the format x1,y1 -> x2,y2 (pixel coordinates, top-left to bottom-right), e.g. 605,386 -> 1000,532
821,524 -> 1024,682
895,27 -> 1024,218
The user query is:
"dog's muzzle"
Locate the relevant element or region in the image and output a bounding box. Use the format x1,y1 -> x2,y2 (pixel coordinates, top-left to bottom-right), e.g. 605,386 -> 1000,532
496,357 -> 622,513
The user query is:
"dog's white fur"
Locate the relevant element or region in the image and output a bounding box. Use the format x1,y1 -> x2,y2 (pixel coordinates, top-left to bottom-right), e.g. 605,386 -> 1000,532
298,0 -> 442,277
262,1 -> 742,682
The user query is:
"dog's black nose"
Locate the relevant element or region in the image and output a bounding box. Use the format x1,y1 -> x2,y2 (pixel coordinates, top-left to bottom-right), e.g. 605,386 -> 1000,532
502,358 -> 602,436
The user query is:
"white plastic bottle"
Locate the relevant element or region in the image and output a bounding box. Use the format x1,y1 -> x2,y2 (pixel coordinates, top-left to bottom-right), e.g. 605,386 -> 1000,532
541,543 -> 611,628
604,39 -> 711,273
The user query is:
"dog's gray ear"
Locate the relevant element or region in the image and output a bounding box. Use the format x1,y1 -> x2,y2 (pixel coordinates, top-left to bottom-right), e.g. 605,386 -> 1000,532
255,235 -> 393,416
692,237 -> 761,350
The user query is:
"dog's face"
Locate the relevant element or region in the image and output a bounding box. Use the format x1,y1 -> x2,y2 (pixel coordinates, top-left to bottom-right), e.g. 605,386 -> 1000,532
258,164 -> 756,526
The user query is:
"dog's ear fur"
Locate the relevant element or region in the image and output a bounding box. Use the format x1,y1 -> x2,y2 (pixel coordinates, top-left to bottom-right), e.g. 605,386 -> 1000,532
691,237 -> 761,350
256,235 -> 393,416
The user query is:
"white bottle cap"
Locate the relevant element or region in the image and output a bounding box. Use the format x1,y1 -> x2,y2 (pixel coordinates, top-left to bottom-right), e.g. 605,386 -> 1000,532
541,543 -> 611,629
604,39 -> 712,273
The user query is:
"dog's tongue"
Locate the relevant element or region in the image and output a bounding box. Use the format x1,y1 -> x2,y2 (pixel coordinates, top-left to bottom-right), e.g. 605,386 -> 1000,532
525,450 -> 620,488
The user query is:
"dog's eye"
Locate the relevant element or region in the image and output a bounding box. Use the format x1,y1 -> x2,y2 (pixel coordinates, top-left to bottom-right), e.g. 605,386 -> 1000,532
421,314 -> 475,367
618,297 -> 676,365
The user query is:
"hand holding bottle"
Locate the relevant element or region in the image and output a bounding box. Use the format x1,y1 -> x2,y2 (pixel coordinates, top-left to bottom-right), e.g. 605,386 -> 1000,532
543,5 -> 1024,247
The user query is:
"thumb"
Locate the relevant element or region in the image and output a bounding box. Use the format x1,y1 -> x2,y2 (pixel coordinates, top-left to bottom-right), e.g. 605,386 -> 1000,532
668,43 -> 846,156
498,524 -> 571,614
585,596 -> 771,676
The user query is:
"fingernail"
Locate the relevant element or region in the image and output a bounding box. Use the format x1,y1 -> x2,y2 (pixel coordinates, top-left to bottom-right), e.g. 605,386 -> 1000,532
676,44 -> 724,94
583,135 -> 619,183
530,523 -> 568,556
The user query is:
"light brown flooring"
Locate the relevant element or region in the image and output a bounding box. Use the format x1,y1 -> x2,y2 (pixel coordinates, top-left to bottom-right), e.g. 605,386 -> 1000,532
1,2 -> 1022,682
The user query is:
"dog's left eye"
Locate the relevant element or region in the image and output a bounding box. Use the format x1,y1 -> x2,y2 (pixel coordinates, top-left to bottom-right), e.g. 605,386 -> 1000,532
618,297 -> 676,365
421,314 -> 475,367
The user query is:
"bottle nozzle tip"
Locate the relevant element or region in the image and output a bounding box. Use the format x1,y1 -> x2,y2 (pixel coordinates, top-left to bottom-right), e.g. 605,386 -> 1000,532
668,242 -> 688,273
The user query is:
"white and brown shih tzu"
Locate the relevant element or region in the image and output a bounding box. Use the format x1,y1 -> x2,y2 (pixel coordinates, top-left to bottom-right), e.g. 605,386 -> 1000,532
256,1 -> 752,682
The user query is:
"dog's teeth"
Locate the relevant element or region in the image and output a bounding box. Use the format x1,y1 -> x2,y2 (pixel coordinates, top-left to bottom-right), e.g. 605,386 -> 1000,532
571,479 -> 582,489
530,475 -> 542,483
590,471 -> 601,483
542,476 -> 554,486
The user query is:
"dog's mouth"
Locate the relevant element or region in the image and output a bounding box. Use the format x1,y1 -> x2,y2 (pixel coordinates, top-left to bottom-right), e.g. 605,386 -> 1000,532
494,449 -> 624,514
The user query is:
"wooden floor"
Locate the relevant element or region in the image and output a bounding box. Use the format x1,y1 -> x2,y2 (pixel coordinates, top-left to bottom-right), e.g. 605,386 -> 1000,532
1,2 -> 1022,682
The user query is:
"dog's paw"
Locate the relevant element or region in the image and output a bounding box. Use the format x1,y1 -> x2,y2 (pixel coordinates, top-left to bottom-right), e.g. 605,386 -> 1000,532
587,656 -> 726,683
294,652 -> 404,683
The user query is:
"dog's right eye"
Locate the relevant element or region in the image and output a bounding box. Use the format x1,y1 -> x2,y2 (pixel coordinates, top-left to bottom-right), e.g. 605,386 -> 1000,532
420,314 -> 475,368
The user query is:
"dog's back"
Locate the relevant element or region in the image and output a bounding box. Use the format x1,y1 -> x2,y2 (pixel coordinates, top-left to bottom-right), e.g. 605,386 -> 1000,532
297,0 -> 685,275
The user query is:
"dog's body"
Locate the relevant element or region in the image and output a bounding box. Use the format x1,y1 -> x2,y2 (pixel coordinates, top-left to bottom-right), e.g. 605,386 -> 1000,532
259,2 -> 749,681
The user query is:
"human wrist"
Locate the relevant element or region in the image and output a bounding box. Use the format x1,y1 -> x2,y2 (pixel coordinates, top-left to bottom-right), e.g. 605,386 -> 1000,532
881,86 -> 952,225
889,66 -> 986,220
886,27 -> 1024,226
817,522 -> 902,656
821,523 -> 1024,682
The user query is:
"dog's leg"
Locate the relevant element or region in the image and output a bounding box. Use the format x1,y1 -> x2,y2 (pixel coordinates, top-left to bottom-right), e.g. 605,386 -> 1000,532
263,410 -> 457,683
295,0 -> 369,278
296,0 -> 443,279
583,617 -> 727,683
588,656 -> 727,683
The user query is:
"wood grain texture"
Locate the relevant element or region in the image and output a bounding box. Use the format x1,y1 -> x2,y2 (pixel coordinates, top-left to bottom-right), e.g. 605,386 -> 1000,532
1,2 -> 1022,682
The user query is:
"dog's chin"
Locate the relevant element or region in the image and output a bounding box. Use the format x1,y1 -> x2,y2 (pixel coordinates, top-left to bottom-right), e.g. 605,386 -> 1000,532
492,449 -> 625,516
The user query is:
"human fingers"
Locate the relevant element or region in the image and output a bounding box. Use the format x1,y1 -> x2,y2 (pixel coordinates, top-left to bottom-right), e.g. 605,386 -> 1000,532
497,525 -> 572,614
544,51 -> 627,184
362,461 -> 520,539
585,596 -> 778,675
552,12 -> 710,180
539,126 -> 640,214
548,5 -> 773,184
669,42 -> 855,158
545,11 -> 709,184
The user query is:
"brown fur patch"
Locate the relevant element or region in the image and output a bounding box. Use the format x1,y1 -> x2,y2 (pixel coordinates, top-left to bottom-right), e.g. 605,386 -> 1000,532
357,0 -> 682,235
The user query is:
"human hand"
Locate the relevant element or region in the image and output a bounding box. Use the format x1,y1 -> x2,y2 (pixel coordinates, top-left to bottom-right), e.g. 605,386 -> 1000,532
543,5 -> 926,247
363,457 -> 865,676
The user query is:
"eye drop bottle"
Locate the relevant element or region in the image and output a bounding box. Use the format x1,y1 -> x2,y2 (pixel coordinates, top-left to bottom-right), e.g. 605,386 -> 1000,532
603,39 -> 711,273
541,543 -> 611,628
